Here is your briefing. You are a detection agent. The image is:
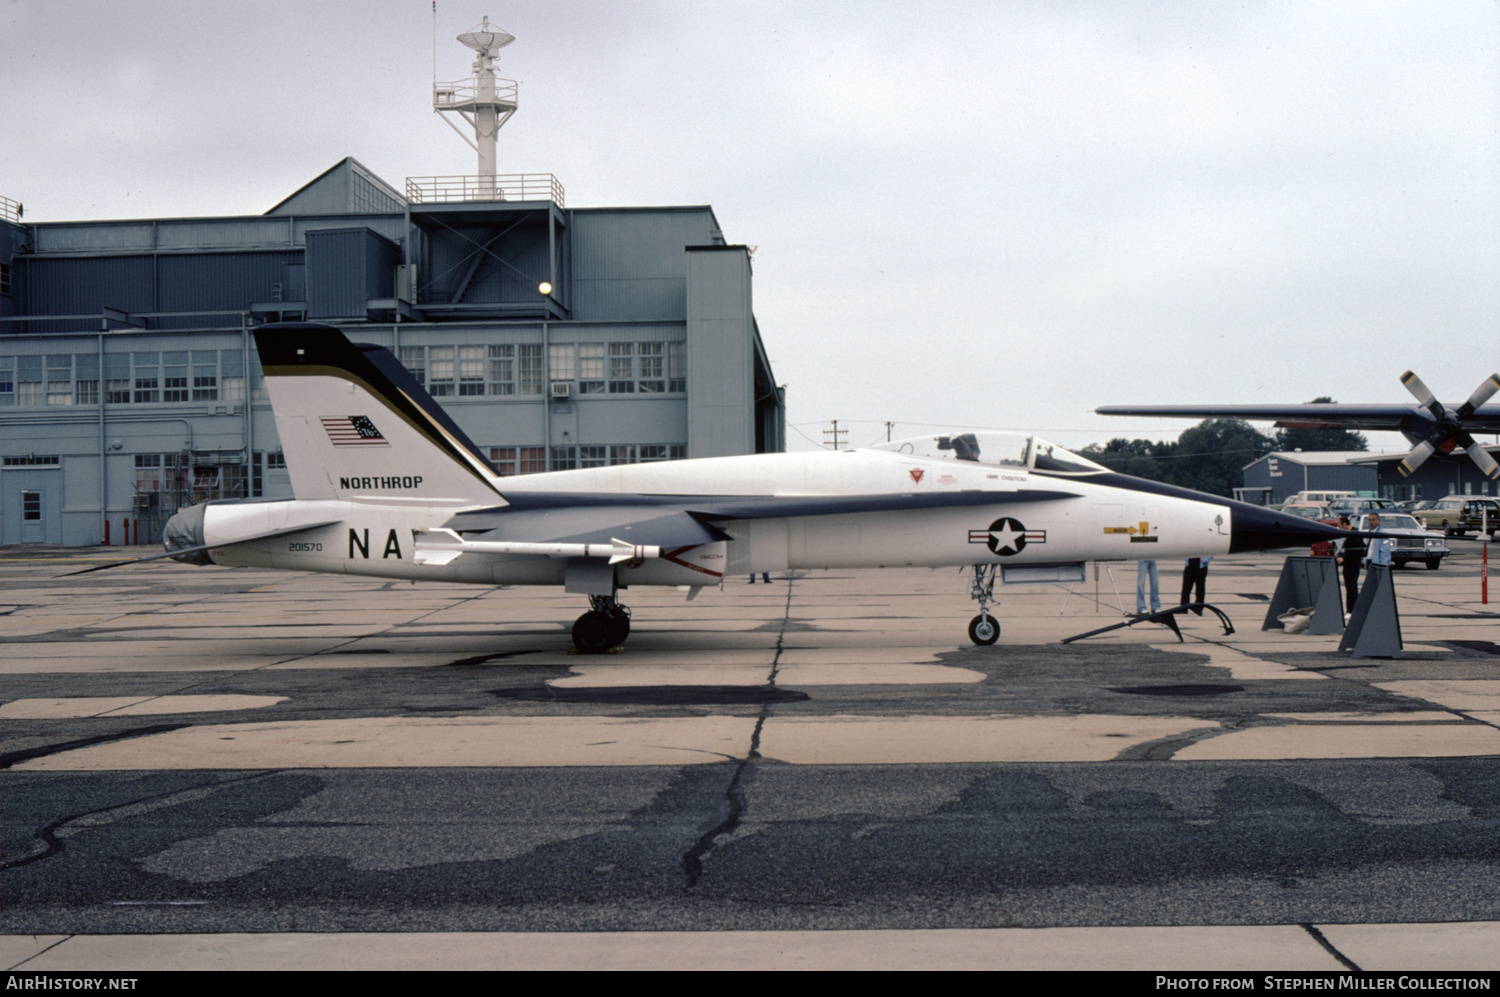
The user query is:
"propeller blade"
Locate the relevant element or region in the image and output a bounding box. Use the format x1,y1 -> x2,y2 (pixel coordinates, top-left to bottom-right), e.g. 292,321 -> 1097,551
1400,370 -> 1445,420
1465,441 -> 1500,481
1397,439 -> 1438,477
1457,373 -> 1500,419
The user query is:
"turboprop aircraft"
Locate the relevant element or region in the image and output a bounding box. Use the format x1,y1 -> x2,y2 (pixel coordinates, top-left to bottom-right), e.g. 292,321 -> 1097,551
134,324 -> 1350,652
1097,372 -> 1500,481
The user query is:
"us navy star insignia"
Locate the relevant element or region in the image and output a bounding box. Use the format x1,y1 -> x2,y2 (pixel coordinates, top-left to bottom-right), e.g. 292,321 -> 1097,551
968,517 -> 1046,556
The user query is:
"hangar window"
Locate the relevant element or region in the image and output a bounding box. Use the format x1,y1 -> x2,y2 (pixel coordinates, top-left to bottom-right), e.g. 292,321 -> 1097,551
428,346 -> 454,396
133,353 -> 160,403
192,351 -> 217,401
488,345 -> 515,395
577,344 -> 605,394
608,343 -> 635,393
161,352 -> 190,403
105,353 -> 130,403
489,446 -> 517,475
518,345 -> 543,395
46,355 -> 74,405
3,455 -> 60,466
221,350 -> 245,402
74,354 -> 98,405
399,346 -> 426,388
16,355 -> 42,405
637,343 -> 665,392
458,346 -> 485,396
488,446 -> 549,475
668,342 -> 686,393
134,453 -> 163,492
548,343 -> 575,384
0,357 -> 13,406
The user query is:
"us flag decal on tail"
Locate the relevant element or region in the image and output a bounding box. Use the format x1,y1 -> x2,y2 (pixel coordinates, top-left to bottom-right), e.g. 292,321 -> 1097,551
321,415 -> 390,447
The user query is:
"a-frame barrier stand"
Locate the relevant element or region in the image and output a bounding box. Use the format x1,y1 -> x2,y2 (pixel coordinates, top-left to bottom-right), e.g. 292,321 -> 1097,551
1338,563 -> 1403,658
1262,556 -> 1346,636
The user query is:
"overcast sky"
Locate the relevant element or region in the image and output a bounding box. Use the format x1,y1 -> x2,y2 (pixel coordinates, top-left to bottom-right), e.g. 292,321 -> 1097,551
5,0 -> 1498,454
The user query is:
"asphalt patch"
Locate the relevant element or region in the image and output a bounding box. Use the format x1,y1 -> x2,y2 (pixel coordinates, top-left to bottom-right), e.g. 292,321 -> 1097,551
492,685 -> 811,705
1108,684 -> 1245,697
1445,640 -> 1500,656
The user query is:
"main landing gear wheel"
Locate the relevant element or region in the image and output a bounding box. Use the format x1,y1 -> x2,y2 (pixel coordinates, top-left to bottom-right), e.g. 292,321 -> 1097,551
572,611 -> 615,654
968,613 -> 1000,645
605,610 -> 630,646
573,595 -> 632,654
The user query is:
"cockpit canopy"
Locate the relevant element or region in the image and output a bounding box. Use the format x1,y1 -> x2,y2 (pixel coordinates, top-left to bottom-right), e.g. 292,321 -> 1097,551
869,431 -> 1109,474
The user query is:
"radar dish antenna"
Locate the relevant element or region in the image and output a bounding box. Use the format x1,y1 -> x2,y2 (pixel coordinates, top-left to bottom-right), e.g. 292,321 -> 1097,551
432,15 -> 519,199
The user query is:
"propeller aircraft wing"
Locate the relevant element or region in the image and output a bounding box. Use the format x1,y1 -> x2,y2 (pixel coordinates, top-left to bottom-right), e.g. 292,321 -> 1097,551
1097,372 -> 1500,482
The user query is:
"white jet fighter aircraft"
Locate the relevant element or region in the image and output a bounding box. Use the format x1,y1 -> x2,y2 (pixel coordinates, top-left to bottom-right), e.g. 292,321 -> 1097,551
144,324 -> 1347,652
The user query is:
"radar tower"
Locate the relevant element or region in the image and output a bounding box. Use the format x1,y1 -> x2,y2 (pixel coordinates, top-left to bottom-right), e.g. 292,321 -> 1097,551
432,16 -> 518,198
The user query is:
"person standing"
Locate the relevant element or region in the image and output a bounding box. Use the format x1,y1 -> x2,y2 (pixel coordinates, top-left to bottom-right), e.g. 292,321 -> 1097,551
1181,556 -> 1211,615
1334,514 -> 1365,614
1366,512 -> 1393,573
1136,559 -> 1161,615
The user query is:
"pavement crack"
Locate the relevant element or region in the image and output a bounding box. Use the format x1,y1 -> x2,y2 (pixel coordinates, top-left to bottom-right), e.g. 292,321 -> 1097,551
1,771 -> 277,871
681,572 -> 795,888
5,934 -> 71,971
1113,724 -> 1231,761
0,723 -> 192,770
1301,923 -> 1362,971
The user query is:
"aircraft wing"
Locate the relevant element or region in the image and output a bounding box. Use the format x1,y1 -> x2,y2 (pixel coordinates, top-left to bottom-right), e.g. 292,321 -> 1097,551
445,488 -> 1084,546
1093,403 -> 1437,432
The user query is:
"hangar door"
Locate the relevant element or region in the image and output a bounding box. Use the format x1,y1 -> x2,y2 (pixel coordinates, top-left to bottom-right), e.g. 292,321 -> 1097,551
3,469 -> 62,544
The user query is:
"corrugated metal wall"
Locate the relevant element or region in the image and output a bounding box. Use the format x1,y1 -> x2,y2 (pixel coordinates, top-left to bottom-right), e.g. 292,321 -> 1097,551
156,252 -> 303,327
24,255 -> 155,318
306,228 -> 399,318
568,209 -> 715,322
19,252 -> 303,330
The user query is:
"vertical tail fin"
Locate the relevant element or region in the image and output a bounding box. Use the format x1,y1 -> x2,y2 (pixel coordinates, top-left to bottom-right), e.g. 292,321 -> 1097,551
253,323 -> 507,505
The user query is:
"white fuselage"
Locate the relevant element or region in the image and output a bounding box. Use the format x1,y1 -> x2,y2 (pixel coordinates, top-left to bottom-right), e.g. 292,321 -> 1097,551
198,448 -> 1232,587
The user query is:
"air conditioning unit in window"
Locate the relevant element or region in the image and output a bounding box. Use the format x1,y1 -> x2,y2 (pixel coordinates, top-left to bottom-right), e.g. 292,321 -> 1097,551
550,381 -> 572,398
132,493 -> 156,508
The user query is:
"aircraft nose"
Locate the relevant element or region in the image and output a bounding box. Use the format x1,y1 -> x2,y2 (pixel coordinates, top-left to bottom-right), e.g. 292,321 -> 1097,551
164,502 -> 215,565
1228,504 -> 1349,554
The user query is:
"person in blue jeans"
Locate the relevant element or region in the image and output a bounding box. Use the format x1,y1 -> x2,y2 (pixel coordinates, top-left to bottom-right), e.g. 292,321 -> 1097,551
1136,559 -> 1160,615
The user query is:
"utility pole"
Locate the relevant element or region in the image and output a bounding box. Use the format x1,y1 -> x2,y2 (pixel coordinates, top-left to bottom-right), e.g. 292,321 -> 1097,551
823,420 -> 847,451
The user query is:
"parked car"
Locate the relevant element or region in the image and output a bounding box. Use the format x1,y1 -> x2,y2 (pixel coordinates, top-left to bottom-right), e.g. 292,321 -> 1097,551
1326,497 -> 1397,518
1281,502 -> 1331,520
1354,512 -> 1449,569
1411,496 -> 1500,537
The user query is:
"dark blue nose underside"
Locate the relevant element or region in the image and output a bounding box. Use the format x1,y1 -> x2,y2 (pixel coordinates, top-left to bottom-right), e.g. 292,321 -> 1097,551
1229,504 -> 1350,553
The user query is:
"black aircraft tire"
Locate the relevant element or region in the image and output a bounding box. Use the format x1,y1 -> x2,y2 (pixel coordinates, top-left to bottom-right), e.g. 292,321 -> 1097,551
605,612 -> 630,647
573,611 -> 615,654
968,613 -> 1000,646
1427,560 -> 1441,570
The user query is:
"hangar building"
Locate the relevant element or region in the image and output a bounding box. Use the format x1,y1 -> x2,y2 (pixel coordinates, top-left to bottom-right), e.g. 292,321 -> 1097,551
0,162 -> 784,546
1239,447 -> 1500,506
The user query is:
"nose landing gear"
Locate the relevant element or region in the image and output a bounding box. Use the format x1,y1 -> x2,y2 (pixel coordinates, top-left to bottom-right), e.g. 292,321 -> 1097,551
967,564 -> 1000,645
573,594 -> 631,654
